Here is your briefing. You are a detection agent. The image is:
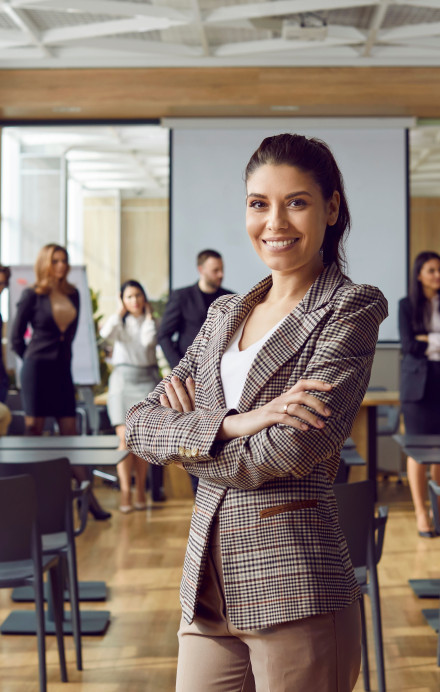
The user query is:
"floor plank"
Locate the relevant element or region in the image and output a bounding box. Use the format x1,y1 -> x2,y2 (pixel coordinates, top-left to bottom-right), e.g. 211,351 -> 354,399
0,478 -> 439,691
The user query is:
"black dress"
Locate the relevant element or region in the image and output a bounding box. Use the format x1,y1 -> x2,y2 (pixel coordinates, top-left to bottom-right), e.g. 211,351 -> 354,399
398,296 -> 440,434
11,287 -> 80,417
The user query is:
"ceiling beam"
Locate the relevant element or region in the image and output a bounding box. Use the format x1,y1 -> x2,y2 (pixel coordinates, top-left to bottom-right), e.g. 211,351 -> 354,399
361,0 -> 392,57
78,37 -> 203,58
190,0 -> 210,57
8,0 -> 189,20
205,0 -> 376,24
41,15 -> 188,44
2,3 -> 53,56
380,21 -> 440,41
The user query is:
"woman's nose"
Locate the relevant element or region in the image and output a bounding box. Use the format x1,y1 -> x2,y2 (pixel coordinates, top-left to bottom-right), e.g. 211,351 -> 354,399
267,205 -> 288,231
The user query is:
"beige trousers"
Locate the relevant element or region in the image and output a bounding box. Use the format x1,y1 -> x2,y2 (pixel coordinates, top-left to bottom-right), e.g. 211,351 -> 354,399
176,521 -> 361,692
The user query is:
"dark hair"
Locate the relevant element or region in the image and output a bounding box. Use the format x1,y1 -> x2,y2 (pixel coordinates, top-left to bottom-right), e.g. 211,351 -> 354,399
120,280 -> 148,323
197,249 -> 222,267
0,265 -> 11,287
409,251 -> 440,332
245,133 -> 351,273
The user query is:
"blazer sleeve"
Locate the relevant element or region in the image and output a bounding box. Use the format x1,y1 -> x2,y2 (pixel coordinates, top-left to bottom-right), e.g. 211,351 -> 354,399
398,298 -> 427,358
10,288 -> 36,358
157,290 -> 184,369
126,286 -> 387,490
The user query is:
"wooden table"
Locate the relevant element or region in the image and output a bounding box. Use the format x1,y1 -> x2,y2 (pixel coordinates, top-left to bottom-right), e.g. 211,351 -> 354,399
351,390 -> 400,498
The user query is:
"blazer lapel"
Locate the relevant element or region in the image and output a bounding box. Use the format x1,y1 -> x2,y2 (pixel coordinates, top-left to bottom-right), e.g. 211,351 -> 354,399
236,264 -> 347,412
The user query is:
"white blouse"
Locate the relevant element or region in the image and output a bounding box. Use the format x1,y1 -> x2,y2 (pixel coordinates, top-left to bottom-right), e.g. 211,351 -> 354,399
426,295 -> 440,362
100,313 -> 158,367
221,315 -> 286,409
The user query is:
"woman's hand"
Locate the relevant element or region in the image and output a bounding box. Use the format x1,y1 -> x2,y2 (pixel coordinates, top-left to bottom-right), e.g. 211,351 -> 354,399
117,298 -> 127,319
415,334 -> 428,342
160,376 -> 196,470
218,379 -> 332,441
160,375 -> 196,413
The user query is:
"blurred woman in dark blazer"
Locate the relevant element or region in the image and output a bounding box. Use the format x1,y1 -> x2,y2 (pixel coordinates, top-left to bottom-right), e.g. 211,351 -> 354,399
11,243 -> 110,520
0,264 -> 11,403
399,251 -> 440,537
126,134 -> 387,691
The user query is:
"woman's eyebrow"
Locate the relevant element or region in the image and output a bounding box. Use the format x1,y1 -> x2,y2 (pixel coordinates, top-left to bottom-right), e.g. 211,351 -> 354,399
285,191 -> 312,199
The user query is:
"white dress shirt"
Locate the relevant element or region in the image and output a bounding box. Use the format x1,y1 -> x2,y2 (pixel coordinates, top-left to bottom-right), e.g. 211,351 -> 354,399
100,313 -> 158,367
221,315 -> 286,408
426,295 -> 440,362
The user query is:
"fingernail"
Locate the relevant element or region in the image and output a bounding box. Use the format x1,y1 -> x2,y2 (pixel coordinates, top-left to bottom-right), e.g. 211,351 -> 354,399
324,408 -> 331,415
316,420 -> 325,428
301,424 -> 309,431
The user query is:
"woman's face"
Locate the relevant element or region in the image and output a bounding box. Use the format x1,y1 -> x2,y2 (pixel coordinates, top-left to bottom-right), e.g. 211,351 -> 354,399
51,250 -> 68,281
246,164 -> 339,279
418,258 -> 440,294
122,287 -> 146,316
0,272 -> 7,296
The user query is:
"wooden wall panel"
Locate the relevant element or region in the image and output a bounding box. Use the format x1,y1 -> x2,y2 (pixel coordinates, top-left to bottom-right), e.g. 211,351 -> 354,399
1,67 -> 440,121
410,198 -> 440,268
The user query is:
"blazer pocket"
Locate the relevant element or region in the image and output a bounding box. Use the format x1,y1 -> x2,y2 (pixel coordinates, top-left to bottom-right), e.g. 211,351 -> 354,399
260,499 -> 318,519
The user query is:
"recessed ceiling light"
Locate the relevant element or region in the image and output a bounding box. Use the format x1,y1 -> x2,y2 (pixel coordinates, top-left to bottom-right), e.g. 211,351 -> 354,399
52,106 -> 82,113
270,105 -> 300,112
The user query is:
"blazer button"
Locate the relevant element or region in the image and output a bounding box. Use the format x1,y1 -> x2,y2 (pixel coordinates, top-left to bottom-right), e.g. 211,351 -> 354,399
191,448 -> 199,457
178,446 -> 185,456
185,449 -> 192,458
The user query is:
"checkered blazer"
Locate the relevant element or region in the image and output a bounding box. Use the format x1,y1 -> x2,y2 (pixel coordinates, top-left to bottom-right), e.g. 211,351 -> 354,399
126,264 -> 388,630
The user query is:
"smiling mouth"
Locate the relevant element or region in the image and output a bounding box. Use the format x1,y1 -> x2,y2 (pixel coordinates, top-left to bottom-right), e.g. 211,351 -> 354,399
263,238 -> 299,248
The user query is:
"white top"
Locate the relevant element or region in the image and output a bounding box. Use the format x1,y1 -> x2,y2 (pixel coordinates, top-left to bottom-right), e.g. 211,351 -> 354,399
221,315 -> 286,409
99,313 -> 158,367
426,295 -> 440,362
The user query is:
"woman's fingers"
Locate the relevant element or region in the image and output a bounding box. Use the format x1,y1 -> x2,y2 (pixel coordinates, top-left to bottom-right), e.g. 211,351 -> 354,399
164,376 -> 193,413
186,377 -> 196,409
160,393 -> 171,408
291,379 -> 332,393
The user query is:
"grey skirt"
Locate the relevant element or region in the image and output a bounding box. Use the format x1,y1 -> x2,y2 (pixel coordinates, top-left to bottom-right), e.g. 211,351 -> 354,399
107,364 -> 160,427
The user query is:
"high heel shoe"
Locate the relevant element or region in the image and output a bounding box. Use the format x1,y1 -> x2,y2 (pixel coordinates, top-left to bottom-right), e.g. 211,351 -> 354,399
89,504 -> 112,521
418,530 -> 436,538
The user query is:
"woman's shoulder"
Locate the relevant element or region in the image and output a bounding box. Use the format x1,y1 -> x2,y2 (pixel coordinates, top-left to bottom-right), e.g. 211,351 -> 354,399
18,286 -> 37,304
331,279 -> 388,321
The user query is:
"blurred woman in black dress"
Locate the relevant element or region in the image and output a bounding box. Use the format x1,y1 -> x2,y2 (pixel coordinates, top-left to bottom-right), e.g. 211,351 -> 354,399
399,251 -> 440,537
0,264 -> 11,403
11,243 -> 110,519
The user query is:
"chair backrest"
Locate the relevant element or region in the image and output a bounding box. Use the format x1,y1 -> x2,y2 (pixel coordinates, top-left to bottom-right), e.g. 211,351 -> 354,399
0,474 -> 37,562
333,480 -> 375,569
0,458 -> 72,535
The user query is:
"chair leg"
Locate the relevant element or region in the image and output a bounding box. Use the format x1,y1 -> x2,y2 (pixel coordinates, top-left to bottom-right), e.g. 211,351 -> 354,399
33,571 -> 47,692
359,595 -> 370,691
49,562 -> 68,682
369,570 -> 387,692
65,548 -> 83,670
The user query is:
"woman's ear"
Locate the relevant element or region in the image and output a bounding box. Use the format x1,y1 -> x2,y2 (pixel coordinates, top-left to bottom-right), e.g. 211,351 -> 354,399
327,191 -> 340,227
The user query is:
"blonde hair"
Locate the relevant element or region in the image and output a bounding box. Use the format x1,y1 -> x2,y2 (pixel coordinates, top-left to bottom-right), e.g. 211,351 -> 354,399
34,243 -> 75,295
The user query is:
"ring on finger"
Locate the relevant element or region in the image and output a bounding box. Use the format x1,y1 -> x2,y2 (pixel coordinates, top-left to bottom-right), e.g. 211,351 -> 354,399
283,403 -> 289,415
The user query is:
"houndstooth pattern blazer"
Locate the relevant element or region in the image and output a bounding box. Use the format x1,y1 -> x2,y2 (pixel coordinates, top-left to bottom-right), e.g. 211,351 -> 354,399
126,264 -> 388,630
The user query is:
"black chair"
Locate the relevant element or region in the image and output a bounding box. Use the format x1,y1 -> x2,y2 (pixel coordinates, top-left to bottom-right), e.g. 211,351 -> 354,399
428,479 -> 440,666
333,480 -> 388,692
0,474 -> 67,692
0,457 -> 88,670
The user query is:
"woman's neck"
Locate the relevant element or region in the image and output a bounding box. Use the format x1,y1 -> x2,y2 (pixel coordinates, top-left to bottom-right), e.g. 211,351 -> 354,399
266,261 -> 324,308
423,287 -> 438,301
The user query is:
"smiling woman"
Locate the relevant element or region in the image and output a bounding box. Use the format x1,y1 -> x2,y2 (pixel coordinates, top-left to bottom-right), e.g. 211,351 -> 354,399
126,133 -> 388,692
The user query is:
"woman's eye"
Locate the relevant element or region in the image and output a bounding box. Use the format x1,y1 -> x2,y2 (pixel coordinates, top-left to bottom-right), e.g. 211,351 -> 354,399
249,200 -> 266,209
288,198 -> 307,208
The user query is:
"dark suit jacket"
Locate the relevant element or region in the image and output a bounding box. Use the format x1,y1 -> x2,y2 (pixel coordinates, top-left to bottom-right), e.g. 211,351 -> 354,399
158,282 -> 233,368
398,297 -> 429,403
11,287 -> 80,362
127,265 -> 388,630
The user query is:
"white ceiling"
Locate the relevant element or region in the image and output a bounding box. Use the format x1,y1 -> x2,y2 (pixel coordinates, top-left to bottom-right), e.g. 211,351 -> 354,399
1,0 -> 440,68
5,124 -> 170,196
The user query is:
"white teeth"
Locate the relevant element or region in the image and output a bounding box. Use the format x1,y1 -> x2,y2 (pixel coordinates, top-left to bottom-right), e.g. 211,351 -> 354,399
265,239 -> 297,248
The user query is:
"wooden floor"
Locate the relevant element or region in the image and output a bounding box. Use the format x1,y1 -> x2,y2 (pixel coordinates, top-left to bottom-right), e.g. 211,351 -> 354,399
1,477 -> 440,691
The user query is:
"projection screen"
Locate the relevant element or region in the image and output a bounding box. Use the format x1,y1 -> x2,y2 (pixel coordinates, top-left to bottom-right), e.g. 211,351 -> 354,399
168,119 -> 411,342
